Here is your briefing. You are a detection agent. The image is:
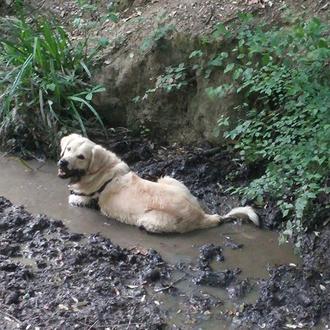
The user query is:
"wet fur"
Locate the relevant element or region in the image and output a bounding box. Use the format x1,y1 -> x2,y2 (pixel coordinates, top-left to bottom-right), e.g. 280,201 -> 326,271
58,134 -> 259,233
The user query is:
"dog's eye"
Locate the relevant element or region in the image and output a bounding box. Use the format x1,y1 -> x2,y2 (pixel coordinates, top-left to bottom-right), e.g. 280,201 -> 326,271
77,154 -> 85,160
67,147 -> 71,151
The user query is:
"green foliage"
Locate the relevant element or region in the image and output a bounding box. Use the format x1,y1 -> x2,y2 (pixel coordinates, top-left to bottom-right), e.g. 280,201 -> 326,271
133,63 -> 188,102
141,23 -> 175,51
75,0 -> 97,12
74,0 -> 119,29
209,17 -> 330,239
0,15 -> 106,156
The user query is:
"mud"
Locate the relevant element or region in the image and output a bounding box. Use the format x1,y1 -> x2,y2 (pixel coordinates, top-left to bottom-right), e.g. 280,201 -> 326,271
234,223 -> 330,329
0,195 -> 260,329
198,244 -> 224,270
0,133 -> 328,328
234,263 -> 329,329
0,197 -> 170,329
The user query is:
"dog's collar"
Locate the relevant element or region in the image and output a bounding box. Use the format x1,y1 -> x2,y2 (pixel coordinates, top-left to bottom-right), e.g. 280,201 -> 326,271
69,178 -> 113,197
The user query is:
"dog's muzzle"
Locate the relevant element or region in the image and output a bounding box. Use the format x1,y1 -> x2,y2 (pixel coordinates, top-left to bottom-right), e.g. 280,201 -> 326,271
57,159 -> 85,181
57,159 -> 71,178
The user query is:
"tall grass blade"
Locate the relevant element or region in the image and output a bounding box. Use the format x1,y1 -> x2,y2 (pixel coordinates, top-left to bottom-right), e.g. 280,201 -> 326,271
8,53 -> 32,103
68,95 -> 106,134
80,60 -> 92,78
70,101 -> 87,136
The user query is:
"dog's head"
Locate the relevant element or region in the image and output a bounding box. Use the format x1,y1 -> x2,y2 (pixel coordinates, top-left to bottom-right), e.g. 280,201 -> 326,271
58,134 -> 112,182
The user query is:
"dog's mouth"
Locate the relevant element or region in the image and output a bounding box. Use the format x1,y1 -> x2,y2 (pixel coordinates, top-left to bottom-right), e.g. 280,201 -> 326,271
58,168 -> 69,178
57,167 -> 86,182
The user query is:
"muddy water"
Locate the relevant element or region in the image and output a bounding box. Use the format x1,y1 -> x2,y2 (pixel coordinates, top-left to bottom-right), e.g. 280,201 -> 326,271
0,156 -> 299,329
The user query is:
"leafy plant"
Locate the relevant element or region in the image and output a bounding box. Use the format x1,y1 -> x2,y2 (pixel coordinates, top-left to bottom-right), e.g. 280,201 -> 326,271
0,15 -> 107,156
140,23 -> 175,52
133,63 -> 188,102
208,17 -> 330,240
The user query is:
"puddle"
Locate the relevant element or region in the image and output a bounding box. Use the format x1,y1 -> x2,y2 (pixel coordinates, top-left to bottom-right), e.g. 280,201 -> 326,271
0,156 -> 299,329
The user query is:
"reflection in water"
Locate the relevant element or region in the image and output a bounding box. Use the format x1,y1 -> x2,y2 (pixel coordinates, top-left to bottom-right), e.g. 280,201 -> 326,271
0,156 -> 299,329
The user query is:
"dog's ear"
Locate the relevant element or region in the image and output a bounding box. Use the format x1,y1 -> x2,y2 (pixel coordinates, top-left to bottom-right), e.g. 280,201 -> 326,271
89,145 -> 110,174
60,134 -> 81,156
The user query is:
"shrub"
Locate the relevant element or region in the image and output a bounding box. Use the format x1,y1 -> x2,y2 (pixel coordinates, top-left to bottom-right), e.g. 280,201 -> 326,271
210,16 -> 329,241
0,15 -> 106,157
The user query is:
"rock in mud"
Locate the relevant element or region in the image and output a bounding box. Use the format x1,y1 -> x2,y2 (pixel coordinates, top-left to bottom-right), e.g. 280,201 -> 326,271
0,243 -> 21,257
192,243 -> 241,289
194,269 -> 240,288
224,236 -> 243,250
143,268 -> 161,282
198,243 -> 224,270
5,291 -> 20,305
227,279 -> 251,299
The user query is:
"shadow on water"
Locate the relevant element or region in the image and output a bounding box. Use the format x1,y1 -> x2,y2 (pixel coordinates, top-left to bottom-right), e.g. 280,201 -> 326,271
0,156 -> 299,329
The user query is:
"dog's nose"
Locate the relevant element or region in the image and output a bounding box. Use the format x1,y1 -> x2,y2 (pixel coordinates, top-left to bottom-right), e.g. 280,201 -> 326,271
58,159 -> 68,168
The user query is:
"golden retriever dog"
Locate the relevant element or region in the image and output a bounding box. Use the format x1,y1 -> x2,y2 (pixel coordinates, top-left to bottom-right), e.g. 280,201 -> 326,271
58,134 -> 259,233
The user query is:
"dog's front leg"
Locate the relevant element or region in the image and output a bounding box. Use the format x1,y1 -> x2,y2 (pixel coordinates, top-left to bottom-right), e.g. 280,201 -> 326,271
68,194 -> 98,209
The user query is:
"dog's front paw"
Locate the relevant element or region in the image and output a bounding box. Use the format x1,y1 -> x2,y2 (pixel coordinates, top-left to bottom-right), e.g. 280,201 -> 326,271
69,194 -> 92,207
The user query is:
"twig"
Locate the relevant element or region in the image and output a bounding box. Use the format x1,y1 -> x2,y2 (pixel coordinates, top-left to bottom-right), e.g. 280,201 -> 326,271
206,6 -> 215,25
201,146 -> 222,157
87,319 -> 98,330
0,310 -> 22,325
126,306 -> 136,330
154,275 -> 186,293
112,323 -> 142,329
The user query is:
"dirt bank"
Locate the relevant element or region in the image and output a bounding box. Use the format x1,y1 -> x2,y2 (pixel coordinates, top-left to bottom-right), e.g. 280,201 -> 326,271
20,0 -> 328,146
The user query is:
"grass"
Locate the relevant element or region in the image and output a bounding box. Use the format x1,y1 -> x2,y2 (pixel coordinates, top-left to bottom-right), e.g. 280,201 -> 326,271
0,14 -> 107,157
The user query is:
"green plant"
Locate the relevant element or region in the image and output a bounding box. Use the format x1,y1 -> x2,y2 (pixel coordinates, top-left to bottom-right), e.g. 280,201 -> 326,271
140,23 -> 175,52
133,63 -> 188,102
75,0 -> 97,12
209,16 -> 330,241
0,15 -> 107,156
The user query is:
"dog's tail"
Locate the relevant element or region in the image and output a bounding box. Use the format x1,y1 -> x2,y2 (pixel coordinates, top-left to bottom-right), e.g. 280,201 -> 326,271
202,206 -> 259,229
220,206 -> 259,226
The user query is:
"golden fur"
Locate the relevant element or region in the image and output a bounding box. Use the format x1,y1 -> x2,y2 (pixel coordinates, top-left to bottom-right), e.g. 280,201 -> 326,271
58,134 -> 259,233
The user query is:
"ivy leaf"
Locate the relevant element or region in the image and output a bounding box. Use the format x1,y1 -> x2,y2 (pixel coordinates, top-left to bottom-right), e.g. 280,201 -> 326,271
233,68 -> 243,80
189,50 -> 203,58
224,63 -> 235,74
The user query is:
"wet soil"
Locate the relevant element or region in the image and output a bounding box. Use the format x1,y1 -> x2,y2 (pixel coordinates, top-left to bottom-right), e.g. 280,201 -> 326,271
0,197 -> 169,329
0,155 -> 299,329
0,133 -> 328,328
234,263 -> 329,329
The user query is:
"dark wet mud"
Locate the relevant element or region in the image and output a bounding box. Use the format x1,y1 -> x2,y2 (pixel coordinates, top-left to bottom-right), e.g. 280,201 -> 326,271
0,131 -> 328,329
234,264 -> 329,329
0,197 -> 169,329
102,132 -> 330,329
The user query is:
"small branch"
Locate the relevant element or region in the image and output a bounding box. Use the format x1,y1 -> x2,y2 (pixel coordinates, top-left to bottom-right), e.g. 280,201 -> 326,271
126,306 -> 137,329
87,319 -> 99,330
154,275 -> 186,293
206,6 -> 215,25
0,310 -> 22,326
